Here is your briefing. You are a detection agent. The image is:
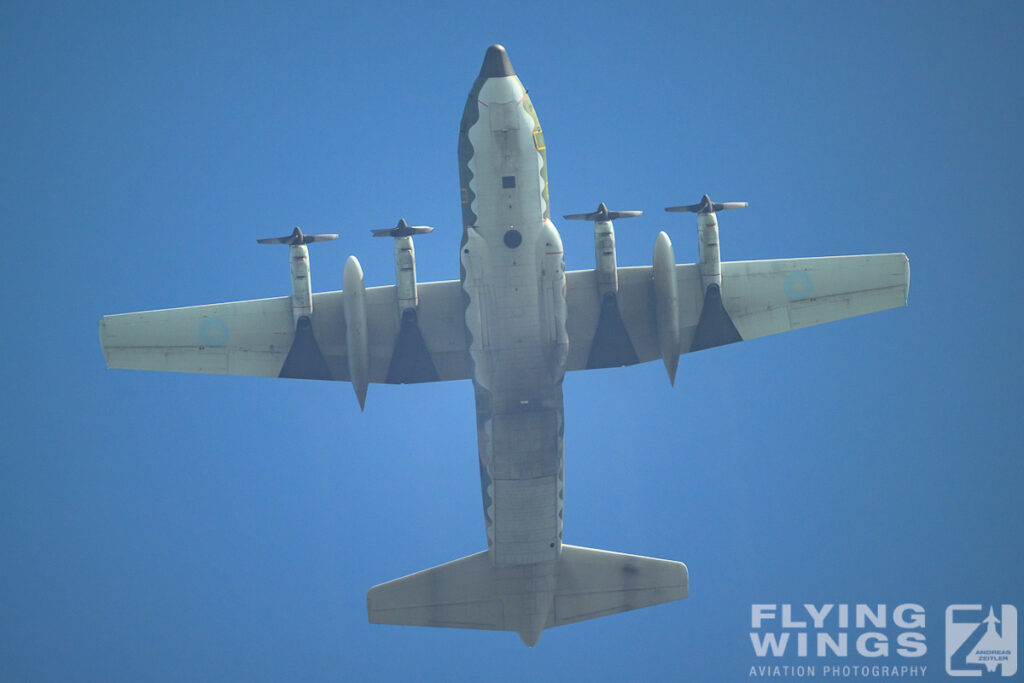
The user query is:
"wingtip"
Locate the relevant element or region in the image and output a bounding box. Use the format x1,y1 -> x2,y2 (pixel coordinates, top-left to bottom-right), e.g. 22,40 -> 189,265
98,317 -> 111,367
900,252 -> 910,305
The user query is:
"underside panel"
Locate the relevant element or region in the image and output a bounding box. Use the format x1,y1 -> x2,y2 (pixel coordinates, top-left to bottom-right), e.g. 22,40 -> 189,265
100,280 -> 471,383
721,254 -> 910,340
367,544 -> 688,639
279,316 -> 334,380
585,297 -> 640,368
689,284 -> 742,352
564,253 -> 909,371
385,311 -> 441,383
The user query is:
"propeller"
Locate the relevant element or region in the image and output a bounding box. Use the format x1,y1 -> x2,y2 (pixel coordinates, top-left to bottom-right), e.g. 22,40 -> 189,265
257,226 -> 339,245
371,218 -> 435,238
563,202 -> 642,222
665,194 -> 747,215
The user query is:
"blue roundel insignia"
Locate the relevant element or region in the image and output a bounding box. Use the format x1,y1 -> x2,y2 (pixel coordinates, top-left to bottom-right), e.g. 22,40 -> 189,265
783,271 -> 814,301
198,317 -> 229,347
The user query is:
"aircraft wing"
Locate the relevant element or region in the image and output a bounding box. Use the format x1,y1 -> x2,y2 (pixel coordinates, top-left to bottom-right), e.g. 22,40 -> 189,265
565,253 -> 910,371
103,253 -> 908,381
100,280 -> 471,383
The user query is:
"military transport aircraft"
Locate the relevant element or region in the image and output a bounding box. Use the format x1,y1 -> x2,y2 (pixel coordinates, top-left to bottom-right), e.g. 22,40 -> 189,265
99,45 -> 910,646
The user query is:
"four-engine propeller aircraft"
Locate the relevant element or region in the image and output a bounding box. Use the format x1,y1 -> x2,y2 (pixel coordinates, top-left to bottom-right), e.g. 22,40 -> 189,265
99,45 -> 910,646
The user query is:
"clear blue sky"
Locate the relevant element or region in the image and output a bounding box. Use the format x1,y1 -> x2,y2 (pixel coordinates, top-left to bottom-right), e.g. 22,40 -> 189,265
2,2 -> 1022,681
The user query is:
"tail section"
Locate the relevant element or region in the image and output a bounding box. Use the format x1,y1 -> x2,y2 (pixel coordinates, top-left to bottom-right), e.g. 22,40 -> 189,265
553,545 -> 688,626
367,545 -> 688,646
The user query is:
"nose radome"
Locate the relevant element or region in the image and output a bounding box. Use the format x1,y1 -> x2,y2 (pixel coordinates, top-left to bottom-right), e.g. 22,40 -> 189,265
479,44 -> 515,78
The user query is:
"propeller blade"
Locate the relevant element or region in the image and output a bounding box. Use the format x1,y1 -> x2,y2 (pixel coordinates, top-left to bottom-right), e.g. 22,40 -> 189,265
606,210 -> 643,220
371,218 -> 435,238
258,227 -> 338,246
303,233 -> 339,243
666,195 -> 747,214
664,203 -> 705,213
564,202 -> 642,222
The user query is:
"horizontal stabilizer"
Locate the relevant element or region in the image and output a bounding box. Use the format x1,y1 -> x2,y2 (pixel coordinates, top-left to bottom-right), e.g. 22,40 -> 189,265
552,545 -> 688,626
367,545 -> 687,646
368,550 -> 502,631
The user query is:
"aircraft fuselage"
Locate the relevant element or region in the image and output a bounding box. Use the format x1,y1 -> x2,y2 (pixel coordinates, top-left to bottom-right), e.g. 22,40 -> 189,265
458,46 -> 568,568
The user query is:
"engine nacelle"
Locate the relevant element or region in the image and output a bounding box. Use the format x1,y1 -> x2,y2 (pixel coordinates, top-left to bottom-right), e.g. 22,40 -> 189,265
697,212 -> 721,294
256,226 -> 339,327
394,235 -> 417,315
562,203 -> 642,301
594,220 -> 618,300
665,194 -> 746,295
371,218 -> 435,320
289,243 -> 312,326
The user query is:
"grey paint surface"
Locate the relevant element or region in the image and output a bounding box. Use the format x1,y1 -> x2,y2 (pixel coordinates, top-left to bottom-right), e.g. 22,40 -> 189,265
457,46 -> 566,571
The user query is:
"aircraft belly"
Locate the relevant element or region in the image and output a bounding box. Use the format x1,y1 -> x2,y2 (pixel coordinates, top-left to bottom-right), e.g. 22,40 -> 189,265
467,276 -> 567,566
484,383 -> 564,566
459,70 -> 566,567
